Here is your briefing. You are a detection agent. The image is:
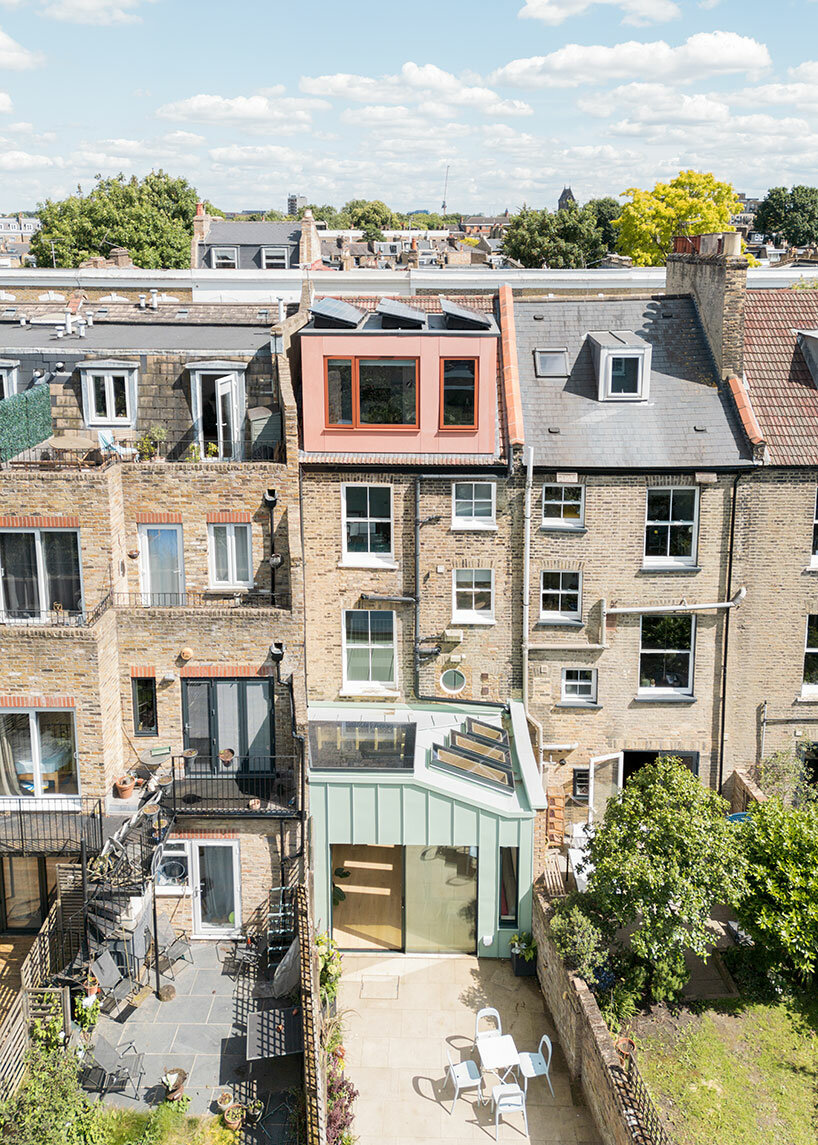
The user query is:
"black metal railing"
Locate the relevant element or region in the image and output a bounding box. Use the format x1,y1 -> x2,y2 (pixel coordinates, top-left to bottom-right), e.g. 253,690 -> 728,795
0,797 -> 105,857
4,437 -> 285,469
170,755 -> 299,817
0,606 -> 87,627
110,590 -> 278,609
118,437 -> 285,464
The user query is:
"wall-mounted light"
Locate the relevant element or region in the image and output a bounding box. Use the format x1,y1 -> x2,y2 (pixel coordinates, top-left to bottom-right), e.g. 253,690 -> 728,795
127,550 -> 139,560
179,647 -> 193,661
481,935 -> 493,948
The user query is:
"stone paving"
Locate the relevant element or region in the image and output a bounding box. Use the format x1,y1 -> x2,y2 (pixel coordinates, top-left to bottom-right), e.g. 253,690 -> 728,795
338,953 -> 603,1145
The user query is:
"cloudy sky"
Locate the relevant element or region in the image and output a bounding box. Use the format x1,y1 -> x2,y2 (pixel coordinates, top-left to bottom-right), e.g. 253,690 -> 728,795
0,0 -> 815,213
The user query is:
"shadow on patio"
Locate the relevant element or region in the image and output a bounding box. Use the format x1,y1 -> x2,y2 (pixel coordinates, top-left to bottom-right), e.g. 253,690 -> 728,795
338,953 -> 603,1145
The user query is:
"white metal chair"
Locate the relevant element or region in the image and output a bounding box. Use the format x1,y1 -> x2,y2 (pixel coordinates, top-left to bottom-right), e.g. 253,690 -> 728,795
445,1046 -> 483,1114
518,1033 -> 555,1096
491,1082 -> 528,1139
474,1006 -> 502,1048
97,430 -> 137,459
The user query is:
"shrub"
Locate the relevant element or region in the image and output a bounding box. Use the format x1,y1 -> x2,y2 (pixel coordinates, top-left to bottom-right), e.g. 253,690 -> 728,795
326,1046 -> 358,1145
0,1045 -> 107,1145
315,931 -> 343,1007
549,901 -> 607,983
751,747 -> 817,807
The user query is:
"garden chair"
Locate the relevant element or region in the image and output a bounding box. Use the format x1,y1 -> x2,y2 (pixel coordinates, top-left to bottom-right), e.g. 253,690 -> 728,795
518,1033 -> 555,1096
474,1006 -> 503,1049
97,430 -> 137,459
491,1082 -> 528,1140
89,950 -> 134,1015
86,1033 -> 144,1099
445,1045 -> 483,1114
155,917 -> 194,979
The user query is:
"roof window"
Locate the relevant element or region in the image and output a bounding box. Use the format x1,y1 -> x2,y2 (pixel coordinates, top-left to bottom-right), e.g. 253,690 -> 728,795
587,330 -> 652,402
534,349 -> 568,378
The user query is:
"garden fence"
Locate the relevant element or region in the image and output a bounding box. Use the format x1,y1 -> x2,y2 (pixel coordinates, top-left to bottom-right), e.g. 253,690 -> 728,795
0,383 -> 52,462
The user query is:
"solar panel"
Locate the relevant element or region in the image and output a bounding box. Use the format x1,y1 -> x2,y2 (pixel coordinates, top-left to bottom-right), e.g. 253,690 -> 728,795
440,297 -> 492,330
310,297 -> 365,329
376,297 -> 426,329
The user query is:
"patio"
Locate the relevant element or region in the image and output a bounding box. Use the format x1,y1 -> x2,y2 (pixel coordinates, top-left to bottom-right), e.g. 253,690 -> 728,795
338,953 -> 603,1144
88,940 -> 301,1125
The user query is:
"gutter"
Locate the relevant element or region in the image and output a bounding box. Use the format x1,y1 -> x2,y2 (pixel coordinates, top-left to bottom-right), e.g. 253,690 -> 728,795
604,589 -> 746,616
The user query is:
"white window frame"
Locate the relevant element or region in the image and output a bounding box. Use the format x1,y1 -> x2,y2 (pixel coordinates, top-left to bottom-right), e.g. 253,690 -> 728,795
261,246 -> 290,269
803,615 -> 818,697
542,484 -> 585,530
341,484 -> 395,568
189,368 -> 246,461
638,613 -> 696,697
452,568 -> 495,625
207,523 -> 253,589
644,487 -> 699,568
811,489 -> 818,568
137,523 -> 185,601
211,246 -> 238,269
0,706 -> 79,802
540,570 -> 582,623
191,839 -> 242,938
595,342 -> 652,403
451,481 -> 497,530
80,367 -> 138,428
0,362 -> 19,400
561,668 -> 597,705
533,348 -> 568,378
155,840 -> 191,897
342,608 -> 397,694
0,527 -> 84,622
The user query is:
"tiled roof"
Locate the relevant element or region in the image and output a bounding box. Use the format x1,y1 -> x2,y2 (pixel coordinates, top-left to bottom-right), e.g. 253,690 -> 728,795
744,290 -> 818,465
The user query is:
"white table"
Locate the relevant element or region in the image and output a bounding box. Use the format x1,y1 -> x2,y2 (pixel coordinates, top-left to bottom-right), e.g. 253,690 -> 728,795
477,1034 -> 520,1084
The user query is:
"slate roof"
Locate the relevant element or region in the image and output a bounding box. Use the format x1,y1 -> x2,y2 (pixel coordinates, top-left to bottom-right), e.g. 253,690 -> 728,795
744,290 -> 818,466
202,221 -> 301,247
0,322 -> 271,353
515,296 -> 752,469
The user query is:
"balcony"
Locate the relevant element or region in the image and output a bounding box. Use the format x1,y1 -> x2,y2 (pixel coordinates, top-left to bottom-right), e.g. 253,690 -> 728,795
4,436 -> 284,469
0,797 -> 106,857
169,755 -> 300,817
109,590 -> 279,610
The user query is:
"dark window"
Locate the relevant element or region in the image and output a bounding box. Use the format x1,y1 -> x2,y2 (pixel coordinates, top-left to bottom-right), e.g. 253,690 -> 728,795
441,359 -> 477,427
645,488 -> 697,563
359,359 -> 416,425
639,614 -> 694,694
327,359 -> 353,425
573,768 -> 590,802
804,615 -> 818,689
610,356 -> 640,394
499,847 -> 518,927
132,677 -> 158,736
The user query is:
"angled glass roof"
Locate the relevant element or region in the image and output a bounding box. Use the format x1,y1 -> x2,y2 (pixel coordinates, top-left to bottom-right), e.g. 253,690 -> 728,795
431,745 -> 513,793
309,721 -> 416,770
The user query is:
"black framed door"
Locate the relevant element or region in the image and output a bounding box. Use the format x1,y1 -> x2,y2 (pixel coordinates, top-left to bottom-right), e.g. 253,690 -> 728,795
182,679 -> 274,768
0,856 -> 59,933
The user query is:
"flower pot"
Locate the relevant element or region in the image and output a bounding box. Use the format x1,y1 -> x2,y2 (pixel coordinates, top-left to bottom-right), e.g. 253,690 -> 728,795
217,1091 -> 233,1112
114,776 -> 135,799
245,1104 -> 263,1127
247,798 -> 262,811
511,950 -> 537,977
141,800 -> 161,819
223,1105 -> 244,1130
219,749 -> 235,767
85,979 -> 99,997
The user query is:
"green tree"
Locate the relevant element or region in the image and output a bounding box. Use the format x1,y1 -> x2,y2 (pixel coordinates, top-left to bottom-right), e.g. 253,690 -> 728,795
586,196 -> 621,252
343,199 -> 395,231
297,203 -> 352,229
583,756 -> 744,1002
360,223 -> 385,243
737,799 -> 818,983
615,169 -> 741,266
755,185 -> 818,246
503,203 -> 605,268
30,171 -> 211,269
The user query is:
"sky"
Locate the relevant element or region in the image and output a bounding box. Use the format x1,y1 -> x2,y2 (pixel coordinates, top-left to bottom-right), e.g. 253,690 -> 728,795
0,0 -> 816,214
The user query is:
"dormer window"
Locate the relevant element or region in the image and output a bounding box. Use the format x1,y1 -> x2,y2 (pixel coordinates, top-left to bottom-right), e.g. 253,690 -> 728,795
0,359 -> 19,400
78,360 -> 139,427
588,331 -> 652,402
212,247 -> 238,269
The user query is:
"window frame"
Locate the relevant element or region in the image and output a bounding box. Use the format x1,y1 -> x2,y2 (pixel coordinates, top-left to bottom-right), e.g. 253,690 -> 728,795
498,846 -> 519,928
342,608 -> 397,694
188,367 -> 246,462
341,483 -> 394,568
811,489 -> 818,568
561,667 -> 597,705
440,667 -> 466,695
643,486 -> 699,568
131,677 -> 158,737
211,246 -> 238,269
542,484 -> 585,531
533,348 -> 568,378
803,615 -> 818,696
0,706 -> 79,799
452,567 -> 495,625
324,356 -> 420,430
137,523 -> 185,602
207,522 -> 253,589
0,527 -> 84,622
80,367 -> 137,428
539,569 -> 582,623
438,357 -> 479,431
0,364 -> 19,400
572,768 -> 590,803
451,481 -> 497,531
595,343 -> 651,403
155,840 -> 191,896
261,246 -> 290,270
638,613 -> 696,697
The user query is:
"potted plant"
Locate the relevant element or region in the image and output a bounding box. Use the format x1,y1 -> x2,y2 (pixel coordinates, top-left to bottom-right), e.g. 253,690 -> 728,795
217,1090 -> 233,1113
84,972 -> 99,998
223,1103 -> 244,1131
206,441 -> 220,458
509,931 -> 537,977
114,774 -> 135,799
184,443 -> 201,462
74,992 -> 100,1034
245,1099 -> 263,1127
161,1068 -> 188,1101
219,748 -> 235,767
135,425 -> 167,461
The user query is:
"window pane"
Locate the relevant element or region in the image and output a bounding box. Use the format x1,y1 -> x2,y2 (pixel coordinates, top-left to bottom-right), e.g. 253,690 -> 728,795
563,572 -> 579,592
804,651 -> 818,686
347,521 -> 369,553
345,486 -> 368,518
369,522 -> 391,553
327,359 -> 353,425
42,531 -> 81,613
0,532 -> 39,617
541,572 -> 560,592
368,487 -> 391,519
345,611 -> 370,644
442,360 -> 476,426
213,526 -> 230,582
370,646 -> 395,683
807,615 -> 818,650
0,713 -> 33,796
645,525 -> 668,556
93,376 -> 107,418
369,612 -> 394,643
669,525 -> 693,557
641,614 -> 692,651
359,360 -> 416,425
640,652 -> 690,690
234,526 -> 251,582
499,847 -> 518,926
346,647 -> 370,681
648,490 -> 671,522
111,375 -> 128,419
38,711 -> 77,795
610,356 -> 639,393
134,678 -> 158,735
673,490 -> 696,520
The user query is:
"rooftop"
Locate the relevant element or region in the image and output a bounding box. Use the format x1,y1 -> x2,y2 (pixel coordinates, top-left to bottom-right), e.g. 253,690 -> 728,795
514,295 -> 753,469
0,320 -> 272,353
200,220 -> 301,247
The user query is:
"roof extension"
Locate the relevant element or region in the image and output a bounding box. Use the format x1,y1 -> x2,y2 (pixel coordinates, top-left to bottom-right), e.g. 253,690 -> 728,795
200,220 -> 301,248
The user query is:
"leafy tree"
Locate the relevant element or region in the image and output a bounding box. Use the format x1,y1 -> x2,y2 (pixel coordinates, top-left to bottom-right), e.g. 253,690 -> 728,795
737,799 -> 818,983
752,747 -> 818,807
30,171 -> 210,269
583,755 -> 744,1002
343,199 -> 395,231
503,203 -> 606,268
0,1045 -> 107,1145
755,185 -> 818,246
297,203 -> 352,229
586,196 -> 621,252
615,169 -> 741,266
360,223 -> 385,243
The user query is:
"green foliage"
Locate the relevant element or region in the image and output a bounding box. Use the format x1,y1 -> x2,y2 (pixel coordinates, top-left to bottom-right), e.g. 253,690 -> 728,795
73,993 -> 101,1033
315,930 -> 343,1006
503,203 -> 606,268
297,203 -> 352,229
597,975 -> 642,1033
615,170 -> 740,266
331,865 -> 350,907
343,199 -> 395,231
549,901 -> 607,982
755,185 -> 818,246
0,1045 -> 107,1145
752,747 -> 817,807
30,172 -> 206,269
135,425 -> 168,462
0,384 -> 52,462
509,930 -> 537,961
736,799 -> 818,984
184,443 -> 202,462
360,223 -> 385,243
585,756 -> 743,1003
30,994 -> 66,1052
585,196 -> 621,252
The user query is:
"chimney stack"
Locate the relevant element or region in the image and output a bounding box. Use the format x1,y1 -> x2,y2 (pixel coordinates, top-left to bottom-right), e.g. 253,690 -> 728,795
666,231 -> 747,379
298,208 -> 323,269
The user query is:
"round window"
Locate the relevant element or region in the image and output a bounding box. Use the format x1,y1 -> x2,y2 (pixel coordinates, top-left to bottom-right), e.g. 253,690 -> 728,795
441,668 -> 466,694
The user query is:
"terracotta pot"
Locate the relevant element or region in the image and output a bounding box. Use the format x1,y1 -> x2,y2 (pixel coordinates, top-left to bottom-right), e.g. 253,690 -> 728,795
85,979 -> 99,997
219,749 -> 235,766
247,798 -> 262,811
223,1105 -> 244,1130
114,776 -> 135,799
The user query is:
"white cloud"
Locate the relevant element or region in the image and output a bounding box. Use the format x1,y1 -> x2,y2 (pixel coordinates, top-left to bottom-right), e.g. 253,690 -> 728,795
579,82 -> 730,126
0,92 -> 11,113
42,0 -> 158,25
208,144 -> 302,167
0,27 -> 44,69
788,60 -> 818,83
161,129 -> 205,146
519,0 -> 680,27
731,81 -> 818,111
156,93 -> 328,132
492,31 -> 771,88
0,149 -> 62,170
301,62 -> 532,118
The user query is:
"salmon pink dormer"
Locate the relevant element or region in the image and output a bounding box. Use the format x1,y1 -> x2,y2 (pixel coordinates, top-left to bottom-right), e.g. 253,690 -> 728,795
298,297 -> 500,456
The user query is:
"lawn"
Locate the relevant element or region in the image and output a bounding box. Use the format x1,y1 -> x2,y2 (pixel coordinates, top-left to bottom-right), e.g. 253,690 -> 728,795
103,1104 -> 236,1145
630,996 -> 818,1145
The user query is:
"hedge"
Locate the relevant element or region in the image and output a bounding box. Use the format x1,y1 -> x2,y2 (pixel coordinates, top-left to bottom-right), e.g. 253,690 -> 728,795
0,384 -> 52,462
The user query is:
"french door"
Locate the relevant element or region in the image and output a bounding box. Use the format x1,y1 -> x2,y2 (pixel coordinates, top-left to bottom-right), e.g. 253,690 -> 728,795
191,372 -> 243,461
182,679 -> 274,769
587,751 -> 624,824
138,525 -> 184,605
191,841 -> 241,938
0,856 -> 60,932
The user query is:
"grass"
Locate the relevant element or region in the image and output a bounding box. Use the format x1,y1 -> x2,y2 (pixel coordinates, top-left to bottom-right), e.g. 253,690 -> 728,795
634,996 -> 818,1145
102,1104 -> 236,1145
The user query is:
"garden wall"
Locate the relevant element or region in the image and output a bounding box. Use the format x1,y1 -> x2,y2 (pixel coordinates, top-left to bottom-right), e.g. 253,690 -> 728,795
722,768 -> 767,813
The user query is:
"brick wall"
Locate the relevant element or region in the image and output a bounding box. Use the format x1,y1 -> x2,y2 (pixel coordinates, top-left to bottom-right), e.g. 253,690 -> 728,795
721,768 -> 767,813
666,253 -> 747,378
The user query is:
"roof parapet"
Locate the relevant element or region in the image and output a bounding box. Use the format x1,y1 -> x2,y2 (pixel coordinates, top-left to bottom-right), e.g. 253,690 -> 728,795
498,284 -> 525,450
727,374 -> 766,460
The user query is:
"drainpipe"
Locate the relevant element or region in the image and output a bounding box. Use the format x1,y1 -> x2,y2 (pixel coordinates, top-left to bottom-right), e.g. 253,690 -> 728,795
263,488 -> 279,602
718,472 -> 743,792
521,445 -> 544,773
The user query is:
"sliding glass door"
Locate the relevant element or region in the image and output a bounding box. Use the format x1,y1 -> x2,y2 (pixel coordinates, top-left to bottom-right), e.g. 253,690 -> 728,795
404,846 -> 477,953
0,530 -> 82,621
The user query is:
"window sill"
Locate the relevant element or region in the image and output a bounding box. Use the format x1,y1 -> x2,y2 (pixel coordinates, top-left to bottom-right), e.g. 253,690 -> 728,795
156,887 -> 191,898
340,687 -> 400,699
796,694 -> 818,703
633,694 -> 696,704
639,565 -> 701,574
555,702 -> 602,709
338,559 -> 399,571
540,525 -> 587,535
451,616 -> 497,626
537,618 -> 584,628
803,566 -> 818,574
451,522 -> 498,532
